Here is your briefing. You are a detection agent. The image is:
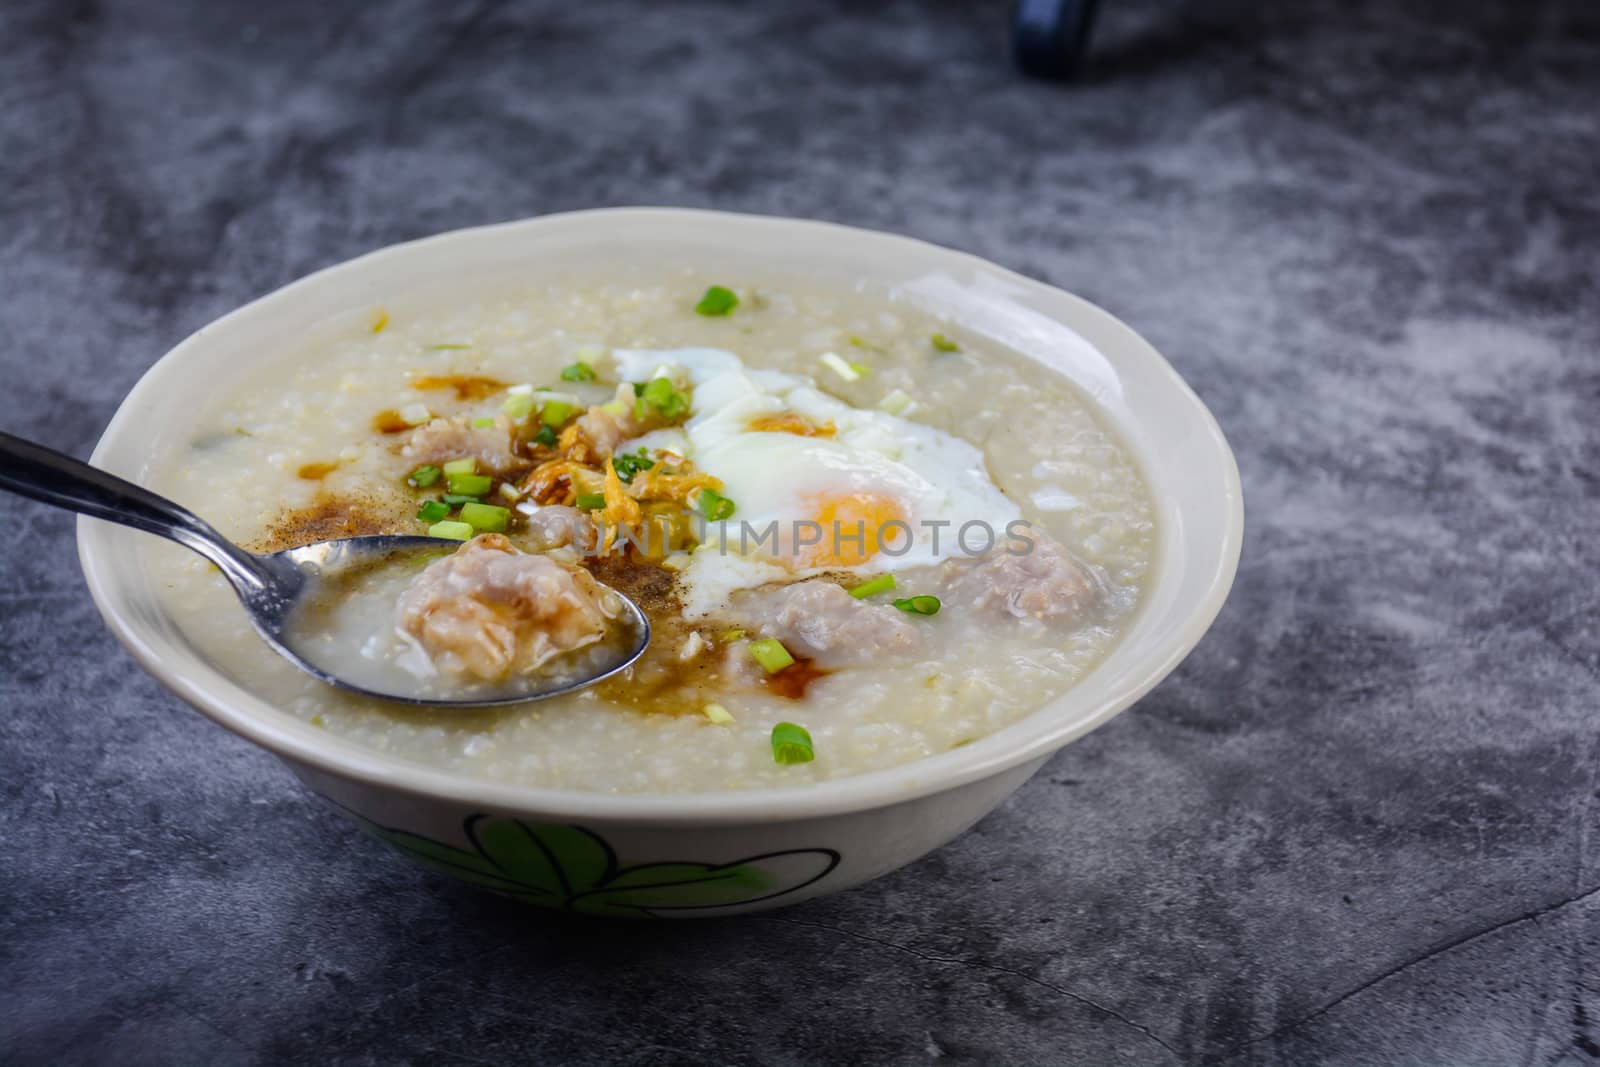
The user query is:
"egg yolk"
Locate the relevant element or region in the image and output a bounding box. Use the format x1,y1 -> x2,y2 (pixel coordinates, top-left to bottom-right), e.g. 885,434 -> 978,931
801,492 -> 907,568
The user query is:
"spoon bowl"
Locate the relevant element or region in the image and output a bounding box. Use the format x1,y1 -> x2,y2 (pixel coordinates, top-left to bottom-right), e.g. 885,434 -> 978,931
0,432 -> 650,706
264,535 -> 650,706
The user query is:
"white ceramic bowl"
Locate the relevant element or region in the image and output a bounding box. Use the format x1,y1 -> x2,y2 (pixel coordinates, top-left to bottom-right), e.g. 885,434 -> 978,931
78,208 -> 1242,917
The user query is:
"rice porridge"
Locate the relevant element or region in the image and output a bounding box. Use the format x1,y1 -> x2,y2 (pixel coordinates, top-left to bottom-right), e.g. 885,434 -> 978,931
147,268 -> 1156,793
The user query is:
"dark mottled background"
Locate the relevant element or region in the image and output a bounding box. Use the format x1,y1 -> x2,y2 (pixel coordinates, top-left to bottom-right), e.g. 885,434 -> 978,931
3,0 -> 1598,1063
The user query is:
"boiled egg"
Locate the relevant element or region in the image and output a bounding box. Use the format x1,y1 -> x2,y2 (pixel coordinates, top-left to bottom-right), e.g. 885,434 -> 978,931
611,348 -> 1021,616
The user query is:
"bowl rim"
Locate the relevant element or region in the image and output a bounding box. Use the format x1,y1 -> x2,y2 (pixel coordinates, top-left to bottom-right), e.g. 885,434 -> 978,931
77,207 -> 1243,826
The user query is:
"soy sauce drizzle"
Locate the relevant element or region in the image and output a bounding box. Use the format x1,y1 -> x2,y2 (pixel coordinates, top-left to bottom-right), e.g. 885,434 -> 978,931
410,375 -> 506,401
762,657 -> 828,699
372,410 -> 413,434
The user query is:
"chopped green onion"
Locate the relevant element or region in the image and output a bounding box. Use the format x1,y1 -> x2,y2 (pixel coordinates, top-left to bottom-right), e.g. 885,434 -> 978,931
532,425 -> 558,447
416,500 -> 451,523
612,448 -> 656,484
893,595 -> 941,616
447,472 -> 493,496
641,377 -> 675,407
848,574 -> 896,599
770,722 -> 815,765
442,457 -> 477,476
931,333 -> 960,353
694,487 -> 735,522
459,501 -> 510,533
718,628 -> 746,643
471,416 -> 495,429
427,520 -> 474,540
424,343 -> 472,350
748,637 -> 795,674
507,383 -> 535,396
703,703 -> 735,725
441,492 -> 481,506
878,389 -> 914,416
540,400 -> 576,427
575,493 -> 607,510
398,402 -> 432,426
694,285 -> 739,316
560,361 -> 597,382
634,376 -> 689,421
407,465 -> 441,488
501,393 -> 536,420
819,352 -> 863,382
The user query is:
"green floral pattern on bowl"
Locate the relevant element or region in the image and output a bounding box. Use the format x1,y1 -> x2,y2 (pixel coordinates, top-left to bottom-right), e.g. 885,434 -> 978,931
355,812 -> 841,916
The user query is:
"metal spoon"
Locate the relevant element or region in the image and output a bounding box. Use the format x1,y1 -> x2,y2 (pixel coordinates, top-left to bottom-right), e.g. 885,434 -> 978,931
0,431 -> 650,706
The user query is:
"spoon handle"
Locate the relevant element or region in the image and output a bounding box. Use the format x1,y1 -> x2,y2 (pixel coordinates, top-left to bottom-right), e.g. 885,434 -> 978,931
0,431 -> 276,595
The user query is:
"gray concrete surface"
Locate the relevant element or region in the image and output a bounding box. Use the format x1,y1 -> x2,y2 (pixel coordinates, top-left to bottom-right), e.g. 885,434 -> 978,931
3,0 -> 1598,1063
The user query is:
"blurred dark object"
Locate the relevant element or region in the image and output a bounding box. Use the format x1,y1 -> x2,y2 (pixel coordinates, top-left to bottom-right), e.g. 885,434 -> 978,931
1013,0 -> 1101,79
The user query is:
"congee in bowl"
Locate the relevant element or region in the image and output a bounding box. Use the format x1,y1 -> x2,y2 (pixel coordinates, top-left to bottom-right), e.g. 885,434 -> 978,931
148,267 -> 1155,794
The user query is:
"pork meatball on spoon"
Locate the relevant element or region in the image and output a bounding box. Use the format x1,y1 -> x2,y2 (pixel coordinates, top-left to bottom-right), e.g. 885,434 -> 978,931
0,432 -> 650,706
